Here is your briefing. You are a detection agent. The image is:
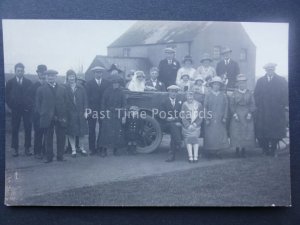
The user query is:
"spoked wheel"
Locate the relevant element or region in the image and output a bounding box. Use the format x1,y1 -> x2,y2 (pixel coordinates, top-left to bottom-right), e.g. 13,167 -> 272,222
136,114 -> 163,154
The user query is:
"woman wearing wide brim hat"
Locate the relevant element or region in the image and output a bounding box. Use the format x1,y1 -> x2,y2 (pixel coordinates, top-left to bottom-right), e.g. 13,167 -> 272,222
178,73 -> 193,92
203,75 -> 230,155
229,73 -> 255,158
195,53 -> 216,84
209,76 -> 224,87
176,55 -> 196,85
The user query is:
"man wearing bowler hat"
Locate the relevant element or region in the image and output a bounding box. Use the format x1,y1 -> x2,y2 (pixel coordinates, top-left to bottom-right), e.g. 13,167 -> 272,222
254,63 -> 288,157
86,66 -> 110,156
158,47 -> 181,88
28,64 -> 48,159
5,63 -> 33,157
216,47 -> 240,89
36,69 -> 68,163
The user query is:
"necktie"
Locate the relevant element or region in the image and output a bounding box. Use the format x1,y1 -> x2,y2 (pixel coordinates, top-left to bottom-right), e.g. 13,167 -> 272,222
96,79 -> 100,86
168,60 -> 172,65
171,99 -> 175,107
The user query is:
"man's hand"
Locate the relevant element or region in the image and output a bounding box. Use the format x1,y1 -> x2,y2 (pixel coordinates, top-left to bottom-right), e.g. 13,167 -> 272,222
222,118 -> 227,123
167,117 -> 175,122
175,122 -> 182,127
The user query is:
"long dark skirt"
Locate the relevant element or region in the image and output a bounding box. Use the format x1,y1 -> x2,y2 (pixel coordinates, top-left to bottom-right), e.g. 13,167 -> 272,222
97,111 -> 126,149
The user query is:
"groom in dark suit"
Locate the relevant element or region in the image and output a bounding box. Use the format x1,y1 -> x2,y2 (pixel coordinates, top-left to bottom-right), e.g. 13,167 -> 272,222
86,66 -> 110,156
160,85 -> 183,162
145,67 -> 166,92
5,63 -> 33,157
216,47 -> 240,89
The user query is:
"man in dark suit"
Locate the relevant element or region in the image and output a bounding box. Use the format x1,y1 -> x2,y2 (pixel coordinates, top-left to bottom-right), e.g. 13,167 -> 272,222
86,66 -> 110,156
216,47 -> 240,89
28,64 -> 47,159
6,63 -> 33,157
254,63 -> 288,157
158,48 -> 180,88
160,85 -> 183,162
145,67 -> 166,92
36,69 -> 67,163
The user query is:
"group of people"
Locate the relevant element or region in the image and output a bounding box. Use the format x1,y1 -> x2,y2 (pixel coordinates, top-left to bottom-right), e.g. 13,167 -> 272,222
5,46 -> 288,163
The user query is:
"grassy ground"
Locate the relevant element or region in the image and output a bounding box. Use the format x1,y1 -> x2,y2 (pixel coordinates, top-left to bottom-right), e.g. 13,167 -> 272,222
18,154 -> 291,206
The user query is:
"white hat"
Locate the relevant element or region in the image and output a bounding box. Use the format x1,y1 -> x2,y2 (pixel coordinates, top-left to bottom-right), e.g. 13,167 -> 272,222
167,85 -> 180,91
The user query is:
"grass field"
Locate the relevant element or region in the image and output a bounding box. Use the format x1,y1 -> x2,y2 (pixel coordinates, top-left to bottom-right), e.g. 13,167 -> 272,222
16,154 -> 290,206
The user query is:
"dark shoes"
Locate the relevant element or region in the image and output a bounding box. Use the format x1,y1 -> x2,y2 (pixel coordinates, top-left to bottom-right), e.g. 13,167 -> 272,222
113,148 -> 120,156
165,155 -> 175,162
57,158 -> 66,162
127,146 -> 137,155
236,148 -> 246,158
100,148 -> 107,157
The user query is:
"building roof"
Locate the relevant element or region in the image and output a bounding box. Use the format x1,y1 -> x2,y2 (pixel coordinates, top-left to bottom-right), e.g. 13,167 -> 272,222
108,21 -> 213,47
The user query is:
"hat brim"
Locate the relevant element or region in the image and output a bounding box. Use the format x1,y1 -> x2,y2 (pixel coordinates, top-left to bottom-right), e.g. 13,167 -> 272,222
200,58 -> 213,63
209,81 -> 224,86
221,50 -> 232,55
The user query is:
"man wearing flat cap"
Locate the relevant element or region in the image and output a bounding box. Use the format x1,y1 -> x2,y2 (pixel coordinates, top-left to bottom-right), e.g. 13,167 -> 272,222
28,64 -> 47,159
36,69 -> 68,163
5,63 -> 33,157
158,47 -> 181,88
254,63 -> 288,156
216,47 -> 240,89
86,66 -> 110,156
160,85 -> 183,162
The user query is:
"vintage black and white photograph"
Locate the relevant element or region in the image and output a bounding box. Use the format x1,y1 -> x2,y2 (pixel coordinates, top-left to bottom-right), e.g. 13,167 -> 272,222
3,19 -> 290,206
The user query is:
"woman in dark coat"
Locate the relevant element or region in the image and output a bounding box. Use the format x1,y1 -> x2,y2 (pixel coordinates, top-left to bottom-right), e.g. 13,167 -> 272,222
98,74 -> 126,155
65,70 -> 88,157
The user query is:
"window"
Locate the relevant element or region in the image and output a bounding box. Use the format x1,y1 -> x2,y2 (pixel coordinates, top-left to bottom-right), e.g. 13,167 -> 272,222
123,48 -> 131,57
240,48 -> 247,61
213,46 -> 221,59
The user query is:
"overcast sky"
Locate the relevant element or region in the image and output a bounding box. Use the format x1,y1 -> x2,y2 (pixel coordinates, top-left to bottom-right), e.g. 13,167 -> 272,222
2,20 -> 288,77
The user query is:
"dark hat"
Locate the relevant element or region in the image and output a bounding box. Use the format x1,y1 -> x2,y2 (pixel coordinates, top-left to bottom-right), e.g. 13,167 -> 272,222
200,53 -> 213,63
221,47 -> 232,55
44,69 -> 58,75
107,64 -> 122,73
182,55 -> 193,64
91,66 -> 105,72
66,69 -> 76,76
36,64 -> 47,73
164,47 -> 176,54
